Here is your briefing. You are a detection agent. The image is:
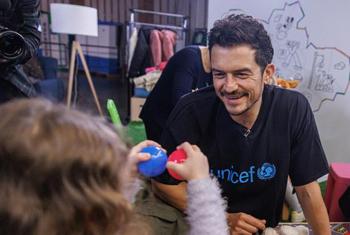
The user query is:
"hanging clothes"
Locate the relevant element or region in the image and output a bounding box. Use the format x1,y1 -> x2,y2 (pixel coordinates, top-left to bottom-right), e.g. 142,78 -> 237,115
128,26 -> 154,78
150,29 -> 177,66
128,27 -> 139,70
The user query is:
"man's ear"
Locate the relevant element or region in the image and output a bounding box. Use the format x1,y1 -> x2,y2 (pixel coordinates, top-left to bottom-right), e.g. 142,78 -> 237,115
263,64 -> 276,84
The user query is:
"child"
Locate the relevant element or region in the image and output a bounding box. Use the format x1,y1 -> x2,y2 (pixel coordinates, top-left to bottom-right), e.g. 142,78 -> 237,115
0,98 -> 228,235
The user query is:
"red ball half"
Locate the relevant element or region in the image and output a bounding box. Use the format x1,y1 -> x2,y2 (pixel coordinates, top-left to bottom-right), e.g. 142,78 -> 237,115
167,149 -> 187,180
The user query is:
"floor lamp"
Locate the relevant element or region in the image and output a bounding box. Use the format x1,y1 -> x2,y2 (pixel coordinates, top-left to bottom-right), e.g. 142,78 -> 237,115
50,3 -> 103,116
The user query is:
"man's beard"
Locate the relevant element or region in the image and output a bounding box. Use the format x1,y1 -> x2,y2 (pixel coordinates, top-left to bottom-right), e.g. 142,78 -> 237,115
220,91 -> 259,117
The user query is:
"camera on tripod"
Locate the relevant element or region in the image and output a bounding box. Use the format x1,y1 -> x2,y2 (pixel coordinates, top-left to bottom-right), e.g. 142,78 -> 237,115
0,25 -> 25,62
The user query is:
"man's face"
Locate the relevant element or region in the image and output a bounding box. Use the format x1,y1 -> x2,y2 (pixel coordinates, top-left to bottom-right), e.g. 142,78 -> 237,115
211,45 -> 274,125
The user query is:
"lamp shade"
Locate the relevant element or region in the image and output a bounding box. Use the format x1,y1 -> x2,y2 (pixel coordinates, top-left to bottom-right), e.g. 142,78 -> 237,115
50,3 -> 98,37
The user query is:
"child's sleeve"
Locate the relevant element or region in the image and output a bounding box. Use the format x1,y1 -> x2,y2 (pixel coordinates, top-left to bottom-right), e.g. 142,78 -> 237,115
186,177 -> 229,235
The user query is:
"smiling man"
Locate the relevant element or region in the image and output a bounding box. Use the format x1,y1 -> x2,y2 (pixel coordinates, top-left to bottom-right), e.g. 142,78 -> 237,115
141,14 -> 331,235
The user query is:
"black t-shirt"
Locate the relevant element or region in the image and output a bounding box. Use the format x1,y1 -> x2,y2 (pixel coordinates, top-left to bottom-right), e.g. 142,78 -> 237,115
156,85 -> 329,227
139,46 -> 212,142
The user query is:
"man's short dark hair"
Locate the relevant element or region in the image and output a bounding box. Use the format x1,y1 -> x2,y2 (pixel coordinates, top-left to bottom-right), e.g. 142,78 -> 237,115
209,14 -> 274,72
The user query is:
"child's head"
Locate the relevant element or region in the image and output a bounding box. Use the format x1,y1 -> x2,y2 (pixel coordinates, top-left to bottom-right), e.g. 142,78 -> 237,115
0,99 -> 140,235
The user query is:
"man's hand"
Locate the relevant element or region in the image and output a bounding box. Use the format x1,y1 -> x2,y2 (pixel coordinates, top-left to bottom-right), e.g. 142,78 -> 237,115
227,212 -> 266,235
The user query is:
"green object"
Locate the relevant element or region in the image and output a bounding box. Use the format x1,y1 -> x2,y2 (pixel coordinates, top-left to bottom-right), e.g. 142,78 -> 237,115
107,99 -> 122,128
106,99 -> 146,145
126,121 -> 147,145
319,180 -> 327,198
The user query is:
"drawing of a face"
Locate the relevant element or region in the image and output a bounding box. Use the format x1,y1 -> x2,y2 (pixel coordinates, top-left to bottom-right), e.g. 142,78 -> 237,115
282,16 -> 294,31
276,16 -> 294,40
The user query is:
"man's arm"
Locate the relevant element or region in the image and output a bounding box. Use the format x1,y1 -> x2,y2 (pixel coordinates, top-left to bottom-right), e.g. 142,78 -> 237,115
295,181 -> 330,235
151,180 -> 188,212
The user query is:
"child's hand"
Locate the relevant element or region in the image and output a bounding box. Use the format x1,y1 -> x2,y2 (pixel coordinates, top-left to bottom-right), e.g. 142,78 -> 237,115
166,142 -> 209,181
128,140 -> 165,177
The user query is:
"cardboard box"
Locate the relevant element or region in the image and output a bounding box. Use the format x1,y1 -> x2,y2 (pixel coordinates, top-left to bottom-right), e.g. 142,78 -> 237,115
130,97 -> 146,121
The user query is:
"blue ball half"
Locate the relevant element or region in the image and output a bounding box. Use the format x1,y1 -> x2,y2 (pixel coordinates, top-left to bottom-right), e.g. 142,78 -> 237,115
138,146 -> 167,177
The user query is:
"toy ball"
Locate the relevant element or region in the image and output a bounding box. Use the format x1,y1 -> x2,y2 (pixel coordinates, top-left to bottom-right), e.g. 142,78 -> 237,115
167,149 -> 187,180
138,146 -> 167,177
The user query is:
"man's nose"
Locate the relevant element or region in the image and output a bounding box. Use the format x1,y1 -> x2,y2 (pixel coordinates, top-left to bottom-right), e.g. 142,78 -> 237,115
224,74 -> 239,91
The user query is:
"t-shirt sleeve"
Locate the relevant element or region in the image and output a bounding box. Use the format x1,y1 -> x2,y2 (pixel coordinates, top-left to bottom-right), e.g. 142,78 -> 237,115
152,126 -> 181,185
289,94 -> 329,186
153,102 -> 202,185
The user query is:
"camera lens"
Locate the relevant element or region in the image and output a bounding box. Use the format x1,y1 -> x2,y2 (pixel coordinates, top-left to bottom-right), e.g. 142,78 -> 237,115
0,30 -> 25,61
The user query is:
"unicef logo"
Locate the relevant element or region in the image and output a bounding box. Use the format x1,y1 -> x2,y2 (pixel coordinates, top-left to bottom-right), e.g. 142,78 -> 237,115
257,163 -> 276,180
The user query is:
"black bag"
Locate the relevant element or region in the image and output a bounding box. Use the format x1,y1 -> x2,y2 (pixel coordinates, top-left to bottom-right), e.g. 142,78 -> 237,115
339,186 -> 350,219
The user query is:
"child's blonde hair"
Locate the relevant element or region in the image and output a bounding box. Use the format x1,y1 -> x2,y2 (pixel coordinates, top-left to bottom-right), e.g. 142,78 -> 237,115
0,98 -> 148,235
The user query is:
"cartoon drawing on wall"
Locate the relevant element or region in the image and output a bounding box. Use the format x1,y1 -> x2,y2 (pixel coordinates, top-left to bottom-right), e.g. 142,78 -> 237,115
334,62 -> 345,70
257,1 -> 350,112
282,40 -> 302,70
310,52 -> 334,93
315,71 -> 334,93
276,16 -> 294,40
273,14 -> 283,23
307,52 -> 322,89
293,72 -> 303,81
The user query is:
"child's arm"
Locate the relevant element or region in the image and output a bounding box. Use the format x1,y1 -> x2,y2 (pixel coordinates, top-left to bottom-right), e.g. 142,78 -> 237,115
186,177 -> 229,235
166,142 -> 229,235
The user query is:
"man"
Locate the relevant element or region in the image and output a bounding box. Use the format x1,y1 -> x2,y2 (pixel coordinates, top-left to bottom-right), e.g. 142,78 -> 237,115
0,0 -> 41,102
151,14 -> 330,234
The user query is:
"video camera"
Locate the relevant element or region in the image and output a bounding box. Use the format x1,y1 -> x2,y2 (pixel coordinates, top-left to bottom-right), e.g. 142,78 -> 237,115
0,25 -> 26,62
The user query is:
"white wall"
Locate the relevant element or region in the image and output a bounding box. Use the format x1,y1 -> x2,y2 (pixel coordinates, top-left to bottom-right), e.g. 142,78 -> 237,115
208,0 -> 350,163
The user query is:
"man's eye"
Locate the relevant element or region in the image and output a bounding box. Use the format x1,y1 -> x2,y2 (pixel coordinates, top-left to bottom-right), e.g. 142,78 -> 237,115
236,73 -> 249,79
213,73 -> 225,78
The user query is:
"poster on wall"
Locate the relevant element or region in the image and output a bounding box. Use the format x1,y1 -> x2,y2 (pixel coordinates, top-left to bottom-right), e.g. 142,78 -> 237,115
208,0 -> 350,163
